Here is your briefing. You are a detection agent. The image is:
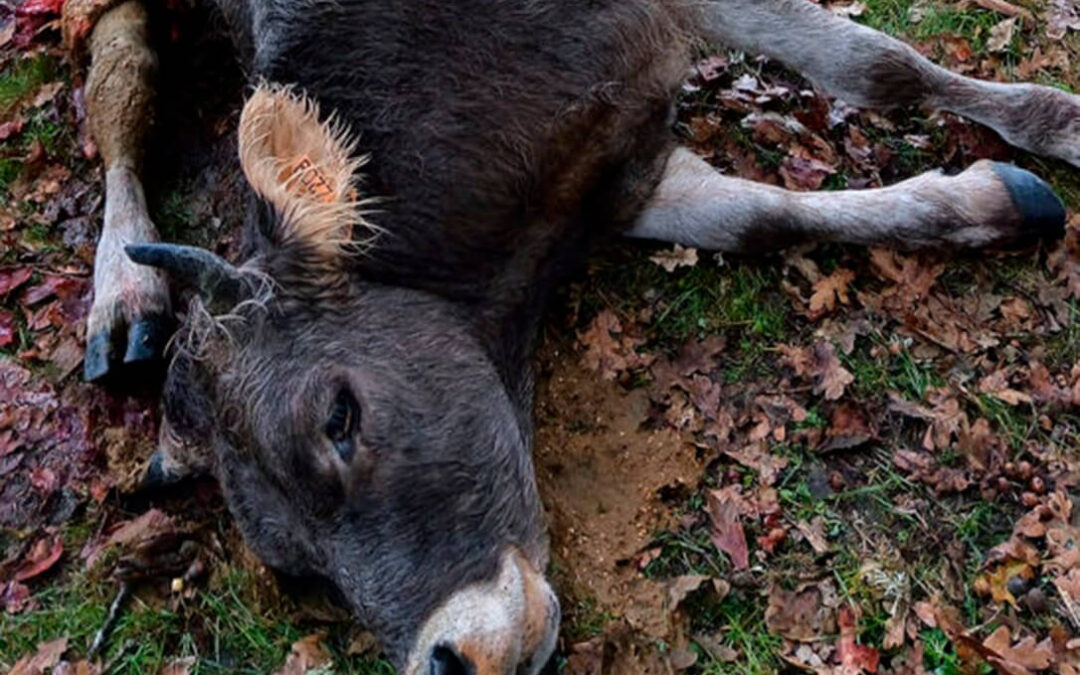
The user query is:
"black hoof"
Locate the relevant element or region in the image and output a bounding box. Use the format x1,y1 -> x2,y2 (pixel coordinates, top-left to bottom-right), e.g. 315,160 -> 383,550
992,163 -> 1067,240
124,316 -> 171,365
83,330 -> 114,383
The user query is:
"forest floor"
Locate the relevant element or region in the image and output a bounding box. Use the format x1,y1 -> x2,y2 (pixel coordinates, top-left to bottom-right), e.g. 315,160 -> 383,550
1,0 -> 1080,674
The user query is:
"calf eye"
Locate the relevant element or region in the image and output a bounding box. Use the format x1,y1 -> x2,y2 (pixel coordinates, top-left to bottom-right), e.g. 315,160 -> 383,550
325,389 -> 360,462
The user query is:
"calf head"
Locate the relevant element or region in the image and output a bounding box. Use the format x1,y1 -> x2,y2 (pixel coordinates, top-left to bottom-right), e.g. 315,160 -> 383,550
129,85 -> 558,675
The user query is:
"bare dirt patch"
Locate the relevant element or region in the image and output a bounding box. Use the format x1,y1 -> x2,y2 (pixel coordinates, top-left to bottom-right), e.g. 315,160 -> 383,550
535,344 -> 703,638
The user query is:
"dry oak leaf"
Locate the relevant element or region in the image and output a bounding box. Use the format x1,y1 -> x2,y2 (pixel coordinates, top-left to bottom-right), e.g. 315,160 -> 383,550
666,575 -> 711,610
778,342 -> 855,401
160,658 -> 196,675
982,626 -> 1054,675
11,534 -> 63,582
867,248 -> 944,305
578,310 -> 652,381
82,509 -> 176,569
5,638 -> 68,675
1048,0 -> 1080,40
274,633 -> 333,675
978,370 -> 1033,407
650,244 -> 699,273
987,17 -> 1018,52
977,559 -> 1034,608
820,403 -> 876,452
765,582 -> 837,642
809,267 -> 856,317
706,489 -> 750,570
837,606 -> 880,674
723,442 -> 790,487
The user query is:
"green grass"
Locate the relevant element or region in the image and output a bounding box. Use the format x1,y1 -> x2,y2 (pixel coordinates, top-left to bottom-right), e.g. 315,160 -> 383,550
581,247 -> 791,364
153,189 -> 199,244
563,597 -> 617,641
694,595 -> 784,675
0,53 -> 57,119
0,158 -> 21,194
0,562 -> 394,675
841,334 -> 944,402
857,0 -> 1015,53
22,115 -> 66,156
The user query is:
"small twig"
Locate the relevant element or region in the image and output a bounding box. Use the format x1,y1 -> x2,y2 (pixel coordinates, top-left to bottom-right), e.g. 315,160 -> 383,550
968,0 -> 1034,20
1057,584 -> 1080,631
89,582 -> 131,659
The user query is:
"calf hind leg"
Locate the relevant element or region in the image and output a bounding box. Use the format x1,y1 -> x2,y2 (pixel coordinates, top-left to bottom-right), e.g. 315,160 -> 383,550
627,148 -> 1065,252
703,0 -> 1080,168
83,0 -> 171,382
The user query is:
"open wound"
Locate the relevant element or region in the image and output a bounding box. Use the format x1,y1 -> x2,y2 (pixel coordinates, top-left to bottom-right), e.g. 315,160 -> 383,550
280,155 -> 336,203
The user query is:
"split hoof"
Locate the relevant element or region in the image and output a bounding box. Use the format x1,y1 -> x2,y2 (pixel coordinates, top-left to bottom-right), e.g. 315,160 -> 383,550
84,313 -> 172,383
991,162 -> 1067,242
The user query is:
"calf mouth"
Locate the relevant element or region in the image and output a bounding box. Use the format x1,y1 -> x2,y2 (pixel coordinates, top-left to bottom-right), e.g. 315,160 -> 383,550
404,548 -> 560,675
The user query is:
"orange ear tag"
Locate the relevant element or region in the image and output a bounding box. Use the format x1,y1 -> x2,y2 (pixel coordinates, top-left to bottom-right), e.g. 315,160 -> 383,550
279,155 -> 336,203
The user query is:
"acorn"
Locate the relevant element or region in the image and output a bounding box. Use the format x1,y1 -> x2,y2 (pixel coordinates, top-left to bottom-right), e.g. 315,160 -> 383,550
1007,575 -> 1029,597
1031,476 -> 1046,495
1023,588 -> 1049,614
1018,461 -> 1034,480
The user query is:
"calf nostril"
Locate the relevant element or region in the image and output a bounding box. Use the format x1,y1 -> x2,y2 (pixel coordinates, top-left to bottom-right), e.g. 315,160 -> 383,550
430,645 -> 472,675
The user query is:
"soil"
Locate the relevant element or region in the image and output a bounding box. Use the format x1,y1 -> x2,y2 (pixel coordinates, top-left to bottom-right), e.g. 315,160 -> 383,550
535,342 -> 703,639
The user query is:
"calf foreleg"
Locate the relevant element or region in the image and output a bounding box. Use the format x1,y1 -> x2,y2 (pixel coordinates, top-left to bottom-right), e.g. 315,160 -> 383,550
703,0 -> 1080,168
83,0 -> 170,382
627,148 -> 1064,252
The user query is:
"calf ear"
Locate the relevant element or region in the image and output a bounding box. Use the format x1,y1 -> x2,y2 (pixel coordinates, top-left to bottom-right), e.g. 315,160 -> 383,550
238,84 -> 373,259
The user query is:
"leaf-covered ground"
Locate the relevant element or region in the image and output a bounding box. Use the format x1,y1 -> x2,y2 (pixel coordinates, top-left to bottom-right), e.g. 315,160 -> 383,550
2,0 -> 1080,674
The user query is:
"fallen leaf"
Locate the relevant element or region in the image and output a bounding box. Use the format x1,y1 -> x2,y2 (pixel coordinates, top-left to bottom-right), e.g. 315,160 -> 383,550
795,517 -> 830,554
83,509 -> 176,569
273,633 -> 333,675
809,268 -> 856,317
978,560 -> 1034,607
16,0 -> 65,15
160,657 -> 196,675
12,534 -> 63,582
982,626 -> 1054,675
578,310 -> 652,380
0,268 -> 33,297
765,582 -> 836,642
650,245 -> 699,273
0,311 -> 16,348
987,17 -> 1018,52
820,403 -> 876,452
6,638 -> 68,675
1,581 -> 31,613
1048,0 -> 1080,39
706,490 -> 750,570
837,606 -> 880,673
667,575 -> 710,610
